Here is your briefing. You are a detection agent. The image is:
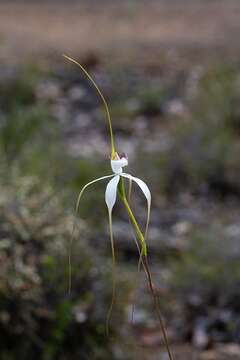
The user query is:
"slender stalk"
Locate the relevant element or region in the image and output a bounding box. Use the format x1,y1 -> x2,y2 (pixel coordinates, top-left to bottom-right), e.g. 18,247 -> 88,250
122,197 -> 147,255
119,179 -> 173,360
141,257 -> 174,360
119,178 -> 147,256
64,55 -> 173,358
63,55 -> 116,158
106,210 -> 116,336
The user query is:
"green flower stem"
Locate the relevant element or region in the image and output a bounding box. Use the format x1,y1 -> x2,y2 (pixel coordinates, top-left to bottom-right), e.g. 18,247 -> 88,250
119,178 -> 147,256
63,55 -> 116,158
119,180 -> 173,360
65,55 -> 173,359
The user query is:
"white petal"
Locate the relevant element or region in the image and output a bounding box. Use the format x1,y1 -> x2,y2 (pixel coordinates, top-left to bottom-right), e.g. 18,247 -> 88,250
121,173 -> 151,239
111,157 -> 128,174
76,174 -> 114,213
105,175 -> 120,212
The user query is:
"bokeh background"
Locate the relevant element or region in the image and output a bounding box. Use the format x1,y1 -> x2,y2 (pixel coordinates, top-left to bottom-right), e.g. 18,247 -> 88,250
1,1 -> 240,359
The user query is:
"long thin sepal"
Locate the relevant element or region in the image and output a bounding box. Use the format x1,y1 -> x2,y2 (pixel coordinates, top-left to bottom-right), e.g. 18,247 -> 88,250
106,209 -> 116,336
121,173 -> 151,241
76,175 -> 114,213
69,174 -> 114,293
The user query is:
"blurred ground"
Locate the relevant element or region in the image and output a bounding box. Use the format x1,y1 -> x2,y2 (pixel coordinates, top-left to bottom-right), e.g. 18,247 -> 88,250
1,1 -> 240,68
1,1 -> 240,360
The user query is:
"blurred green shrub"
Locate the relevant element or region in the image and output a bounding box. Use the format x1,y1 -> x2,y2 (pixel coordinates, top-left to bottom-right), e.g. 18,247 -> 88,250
0,66 -> 61,177
0,65 -> 110,194
169,227 -> 240,343
0,104 -> 54,162
0,67 -> 133,359
0,65 -> 41,111
0,174 -> 132,360
171,228 -> 240,295
141,64 -> 240,197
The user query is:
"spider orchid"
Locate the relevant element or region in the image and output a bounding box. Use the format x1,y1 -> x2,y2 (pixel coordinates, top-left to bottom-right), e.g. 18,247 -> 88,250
75,153 -> 151,258
64,54 -> 151,258
64,55 -> 173,360
72,151 -> 151,338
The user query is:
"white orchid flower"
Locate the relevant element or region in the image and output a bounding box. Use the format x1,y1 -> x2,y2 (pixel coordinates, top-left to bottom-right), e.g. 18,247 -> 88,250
72,153 -> 151,336
64,55 -> 173,359
63,56 -> 151,250
75,154 -> 151,254
107,156 -> 151,242
64,55 -> 151,314
73,153 -> 151,336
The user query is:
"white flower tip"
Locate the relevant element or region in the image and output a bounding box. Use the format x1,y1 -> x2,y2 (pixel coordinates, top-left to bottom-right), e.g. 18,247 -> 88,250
111,157 -> 128,174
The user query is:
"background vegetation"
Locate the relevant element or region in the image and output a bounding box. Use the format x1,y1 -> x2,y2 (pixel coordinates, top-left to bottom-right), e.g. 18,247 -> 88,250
1,1 -> 240,359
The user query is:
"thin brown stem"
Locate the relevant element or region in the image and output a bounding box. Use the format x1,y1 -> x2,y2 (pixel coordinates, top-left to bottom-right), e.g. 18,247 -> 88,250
119,181 -> 173,360
141,256 -> 174,360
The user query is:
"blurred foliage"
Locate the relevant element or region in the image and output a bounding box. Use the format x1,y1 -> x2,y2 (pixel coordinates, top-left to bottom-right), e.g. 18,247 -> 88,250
0,172 -> 132,360
0,65 -> 107,191
0,65 -> 65,184
141,64 -> 240,197
2,59 -> 240,356
136,87 -> 167,116
0,104 -> 54,162
169,227 -> 240,343
0,66 -> 133,359
0,65 -> 41,111
110,87 -> 167,119
171,228 -> 240,296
